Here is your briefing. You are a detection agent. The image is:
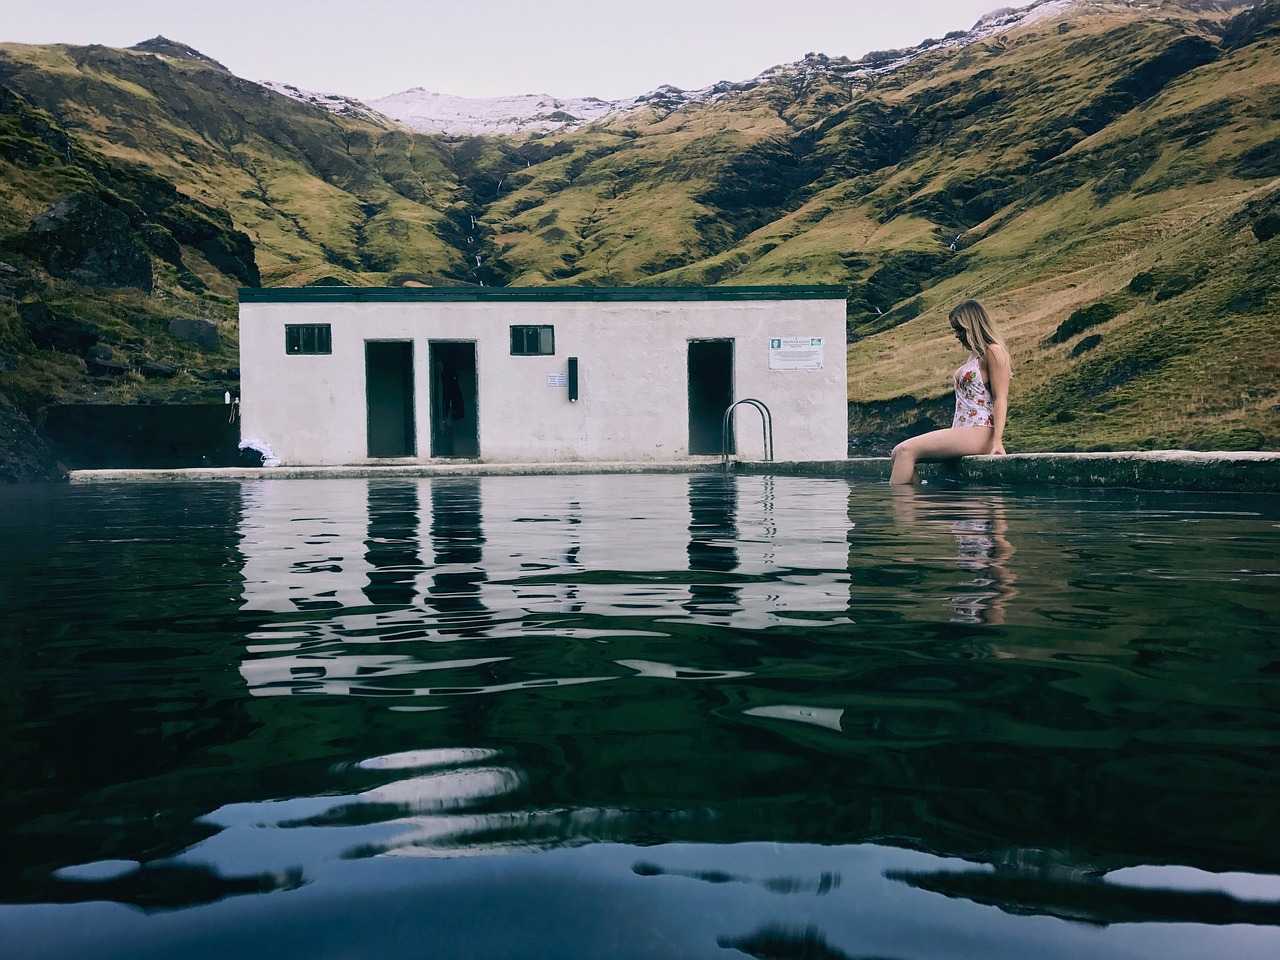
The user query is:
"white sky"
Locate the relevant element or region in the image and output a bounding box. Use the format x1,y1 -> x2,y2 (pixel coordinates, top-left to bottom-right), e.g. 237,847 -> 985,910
4,1 -> 1028,101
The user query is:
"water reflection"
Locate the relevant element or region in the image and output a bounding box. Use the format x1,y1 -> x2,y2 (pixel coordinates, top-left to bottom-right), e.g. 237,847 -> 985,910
686,473 -> 741,616
4,478 -> 1280,958
33,859 -> 303,911
888,487 -> 1017,625
633,859 -> 841,895
718,926 -> 863,960
888,857 -> 1280,926
238,479 -> 370,613
363,481 -> 421,607
426,477 -> 489,633
236,475 -> 855,700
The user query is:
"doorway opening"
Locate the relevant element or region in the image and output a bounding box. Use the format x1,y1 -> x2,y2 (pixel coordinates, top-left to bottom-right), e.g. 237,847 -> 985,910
688,339 -> 734,455
430,341 -> 479,458
365,341 -> 416,458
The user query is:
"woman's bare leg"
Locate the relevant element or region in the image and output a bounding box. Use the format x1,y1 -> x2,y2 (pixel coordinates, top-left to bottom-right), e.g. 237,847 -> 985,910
890,427 -> 994,484
889,444 -> 919,484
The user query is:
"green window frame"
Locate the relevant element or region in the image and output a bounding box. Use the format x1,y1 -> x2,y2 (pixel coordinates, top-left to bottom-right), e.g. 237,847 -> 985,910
510,325 -> 555,356
285,324 -> 332,355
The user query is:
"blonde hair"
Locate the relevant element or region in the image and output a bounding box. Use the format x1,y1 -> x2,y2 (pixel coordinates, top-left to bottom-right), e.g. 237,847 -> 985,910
949,299 -> 1006,361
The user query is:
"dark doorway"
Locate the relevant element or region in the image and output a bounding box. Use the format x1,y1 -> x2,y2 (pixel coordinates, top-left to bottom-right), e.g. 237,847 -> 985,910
366,341 -> 416,458
688,339 -> 734,455
430,341 -> 479,458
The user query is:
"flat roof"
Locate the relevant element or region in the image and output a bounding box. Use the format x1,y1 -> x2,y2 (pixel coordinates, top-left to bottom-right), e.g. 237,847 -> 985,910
239,285 -> 848,304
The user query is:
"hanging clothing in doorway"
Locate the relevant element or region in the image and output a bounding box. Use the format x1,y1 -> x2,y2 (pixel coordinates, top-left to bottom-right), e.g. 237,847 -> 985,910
442,367 -> 465,421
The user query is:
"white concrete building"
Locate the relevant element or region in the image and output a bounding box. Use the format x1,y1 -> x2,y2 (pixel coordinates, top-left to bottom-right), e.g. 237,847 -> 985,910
238,286 -> 848,465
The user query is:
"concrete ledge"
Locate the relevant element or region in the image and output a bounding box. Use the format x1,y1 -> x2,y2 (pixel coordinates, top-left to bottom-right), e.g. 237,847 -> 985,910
68,451 -> 1280,492
742,451 -> 1280,492
68,460 -> 729,483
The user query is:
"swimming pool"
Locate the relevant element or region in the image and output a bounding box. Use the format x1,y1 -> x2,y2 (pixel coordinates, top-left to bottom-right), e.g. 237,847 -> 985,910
2,474 -> 1277,958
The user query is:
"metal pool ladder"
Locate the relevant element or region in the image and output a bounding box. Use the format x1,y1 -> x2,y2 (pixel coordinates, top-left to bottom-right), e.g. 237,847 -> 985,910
721,398 -> 773,470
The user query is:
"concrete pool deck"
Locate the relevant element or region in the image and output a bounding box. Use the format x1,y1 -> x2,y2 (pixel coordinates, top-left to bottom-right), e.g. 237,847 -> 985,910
751,450 -> 1280,492
68,450 -> 1280,492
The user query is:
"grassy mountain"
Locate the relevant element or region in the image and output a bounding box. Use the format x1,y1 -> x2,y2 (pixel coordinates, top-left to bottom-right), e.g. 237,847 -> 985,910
0,35 -> 477,476
0,0 -> 1277,476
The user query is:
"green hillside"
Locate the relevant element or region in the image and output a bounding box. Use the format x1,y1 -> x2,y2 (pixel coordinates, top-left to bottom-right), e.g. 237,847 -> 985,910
0,0 -> 1277,477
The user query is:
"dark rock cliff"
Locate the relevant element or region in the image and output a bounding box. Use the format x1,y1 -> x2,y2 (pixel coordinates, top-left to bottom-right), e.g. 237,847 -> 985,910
0,404 -> 67,482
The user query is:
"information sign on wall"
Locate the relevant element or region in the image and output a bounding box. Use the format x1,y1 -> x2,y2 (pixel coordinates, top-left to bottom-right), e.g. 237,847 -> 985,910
769,337 -> 824,370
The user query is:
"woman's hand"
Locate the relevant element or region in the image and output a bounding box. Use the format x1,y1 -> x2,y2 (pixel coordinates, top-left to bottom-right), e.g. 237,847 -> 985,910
988,439 -> 1006,456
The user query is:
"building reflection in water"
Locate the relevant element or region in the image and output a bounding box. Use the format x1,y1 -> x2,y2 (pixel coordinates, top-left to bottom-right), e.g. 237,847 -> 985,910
238,479 -> 375,614
236,475 -> 855,698
363,481 -> 421,608
685,473 -> 741,617
683,474 -> 851,631
426,477 -> 489,637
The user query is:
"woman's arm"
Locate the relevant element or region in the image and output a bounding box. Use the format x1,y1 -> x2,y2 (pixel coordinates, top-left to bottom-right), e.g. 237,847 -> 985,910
985,343 -> 1011,455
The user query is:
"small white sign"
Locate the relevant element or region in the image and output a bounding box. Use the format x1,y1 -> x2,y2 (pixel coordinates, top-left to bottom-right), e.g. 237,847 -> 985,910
547,372 -> 568,387
769,336 -> 824,371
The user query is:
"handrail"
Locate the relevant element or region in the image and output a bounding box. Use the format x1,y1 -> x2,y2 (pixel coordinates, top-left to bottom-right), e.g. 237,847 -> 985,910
721,398 -> 773,470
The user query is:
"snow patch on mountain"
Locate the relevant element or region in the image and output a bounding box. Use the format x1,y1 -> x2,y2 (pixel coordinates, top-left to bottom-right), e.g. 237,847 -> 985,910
264,0 -> 1077,136
977,0 -> 1076,33
261,81 -> 397,127
767,0 -> 1077,82
366,90 -> 630,135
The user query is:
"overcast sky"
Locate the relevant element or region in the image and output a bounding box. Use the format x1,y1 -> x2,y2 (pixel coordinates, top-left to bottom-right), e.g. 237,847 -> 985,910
4,1 -> 1029,101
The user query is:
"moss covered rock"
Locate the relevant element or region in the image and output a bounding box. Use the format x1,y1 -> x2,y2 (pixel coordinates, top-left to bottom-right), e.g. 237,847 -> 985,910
25,192 -> 153,291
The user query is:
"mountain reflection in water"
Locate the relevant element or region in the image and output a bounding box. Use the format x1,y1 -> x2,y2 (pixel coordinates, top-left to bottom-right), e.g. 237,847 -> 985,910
1,475 -> 1278,959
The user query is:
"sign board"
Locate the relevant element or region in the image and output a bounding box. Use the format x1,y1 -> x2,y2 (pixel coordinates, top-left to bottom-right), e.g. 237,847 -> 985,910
769,337 -> 824,371
547,372 -> 568,387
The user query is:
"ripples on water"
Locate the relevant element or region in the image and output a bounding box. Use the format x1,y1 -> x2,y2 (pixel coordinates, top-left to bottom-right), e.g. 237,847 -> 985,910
1,475 -> 1278,959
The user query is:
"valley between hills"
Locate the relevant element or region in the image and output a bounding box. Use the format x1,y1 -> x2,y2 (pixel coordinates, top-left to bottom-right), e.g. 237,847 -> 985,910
0,0 -> 1277,478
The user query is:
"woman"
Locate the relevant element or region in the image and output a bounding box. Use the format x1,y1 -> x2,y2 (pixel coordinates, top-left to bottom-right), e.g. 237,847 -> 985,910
890,299 -> 1011,485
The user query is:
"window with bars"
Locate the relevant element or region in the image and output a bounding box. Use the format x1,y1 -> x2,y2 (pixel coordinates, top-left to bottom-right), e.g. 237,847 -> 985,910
510,325 -> 555,356
285,324 -> 332,355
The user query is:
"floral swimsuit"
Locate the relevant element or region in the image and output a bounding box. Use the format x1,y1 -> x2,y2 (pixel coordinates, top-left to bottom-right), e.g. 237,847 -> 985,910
952,354 -> 994,428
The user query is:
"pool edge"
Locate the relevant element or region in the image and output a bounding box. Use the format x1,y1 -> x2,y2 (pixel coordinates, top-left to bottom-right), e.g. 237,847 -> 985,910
741,451 -> 1280,492
66,450 -> 1280,492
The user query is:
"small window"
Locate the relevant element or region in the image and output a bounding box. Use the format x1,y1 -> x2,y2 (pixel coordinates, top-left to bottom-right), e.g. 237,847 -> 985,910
510,325 -> 555,356
285,324 -> 332,355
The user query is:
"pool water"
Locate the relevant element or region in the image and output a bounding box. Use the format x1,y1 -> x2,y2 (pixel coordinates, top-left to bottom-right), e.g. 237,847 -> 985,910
1,474 -> 1278,959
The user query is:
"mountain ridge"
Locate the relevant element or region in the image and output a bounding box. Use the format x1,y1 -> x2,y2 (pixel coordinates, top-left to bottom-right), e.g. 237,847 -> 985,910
268,0 -> 1079,135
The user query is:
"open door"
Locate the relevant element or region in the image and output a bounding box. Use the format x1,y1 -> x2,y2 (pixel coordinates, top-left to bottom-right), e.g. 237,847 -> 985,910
430,341 -> 479,458
366,341 -> 415,458
688,339 -> 734,455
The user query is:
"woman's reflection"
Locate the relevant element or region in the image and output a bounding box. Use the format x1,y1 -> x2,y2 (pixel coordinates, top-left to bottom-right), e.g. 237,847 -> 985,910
890,488 -> 1018,625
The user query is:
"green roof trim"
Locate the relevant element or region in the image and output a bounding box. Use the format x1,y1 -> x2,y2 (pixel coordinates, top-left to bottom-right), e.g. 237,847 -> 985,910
239,285 -> 848,303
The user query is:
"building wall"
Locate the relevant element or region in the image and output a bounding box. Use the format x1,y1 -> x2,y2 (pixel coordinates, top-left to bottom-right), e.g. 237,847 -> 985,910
239,292 -> 848,465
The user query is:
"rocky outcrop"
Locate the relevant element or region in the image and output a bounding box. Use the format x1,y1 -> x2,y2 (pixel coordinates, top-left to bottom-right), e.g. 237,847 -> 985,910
0,86 -> 75,165
129,36 -> 232,72
0,405 -> 67,483
159,202 -> 259,287
25,192 -> 154,291
168,317 -> 221,351
18,296 -> 100,354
